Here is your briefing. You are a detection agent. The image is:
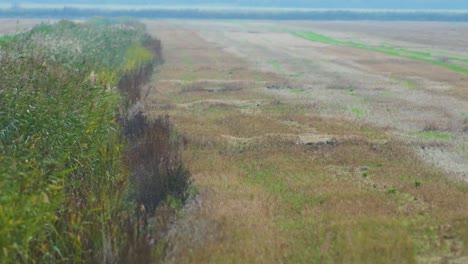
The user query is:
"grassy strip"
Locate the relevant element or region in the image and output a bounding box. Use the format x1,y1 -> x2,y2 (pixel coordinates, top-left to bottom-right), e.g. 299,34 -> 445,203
290,30 -> 468,75
0,18 -> 161,262
414,131 -> 452,140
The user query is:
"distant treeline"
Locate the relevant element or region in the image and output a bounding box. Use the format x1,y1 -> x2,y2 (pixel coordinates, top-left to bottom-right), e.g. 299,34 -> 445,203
1,8 -> 468,21
7,0 -> 468,9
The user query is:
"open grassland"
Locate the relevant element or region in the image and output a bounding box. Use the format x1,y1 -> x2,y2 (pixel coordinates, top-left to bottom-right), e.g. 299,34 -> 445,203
143,21 -> 467,263
188,20 -> 468,180
2,19 -> 466,263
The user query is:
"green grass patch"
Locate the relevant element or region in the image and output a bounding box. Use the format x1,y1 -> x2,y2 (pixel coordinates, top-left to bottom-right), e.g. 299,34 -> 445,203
181,52 -> 193,67
290,30 -> 468,75
414,131 -> 452,140
124,42 -> 155,71
0,18 -> 160,262
288,72 -> 305,78
241,162 -> 326,211
262,37 -> 273,44
350,106 -> 367,118
348,88 -> 357,96
398,79 -> 419,90
360,97 -> 371,103
290,89 -> 305,94
360,127 -> 388,141
381,91 -> 396,97
182,72 -> 196,82
459,140 -> 468,154
267,59 -> 282,72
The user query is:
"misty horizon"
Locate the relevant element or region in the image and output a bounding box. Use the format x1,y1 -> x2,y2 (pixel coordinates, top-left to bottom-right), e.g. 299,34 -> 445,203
1,0 -> 468,10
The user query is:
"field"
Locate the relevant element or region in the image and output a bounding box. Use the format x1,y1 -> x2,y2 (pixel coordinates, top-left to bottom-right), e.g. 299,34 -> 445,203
1,19 -> 467,262
141,21 -> 468,262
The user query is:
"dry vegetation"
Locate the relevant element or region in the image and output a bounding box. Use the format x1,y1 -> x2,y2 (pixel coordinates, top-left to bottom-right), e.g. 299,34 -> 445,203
190,20 -> 468,181
142,22 -> 467,263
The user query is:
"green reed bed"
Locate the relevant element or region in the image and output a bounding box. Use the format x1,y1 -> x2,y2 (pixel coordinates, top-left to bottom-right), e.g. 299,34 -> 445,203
0,18 -> 158,262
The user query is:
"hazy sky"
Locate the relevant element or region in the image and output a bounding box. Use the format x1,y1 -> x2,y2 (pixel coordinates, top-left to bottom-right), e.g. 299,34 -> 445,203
3,0 -> 468,9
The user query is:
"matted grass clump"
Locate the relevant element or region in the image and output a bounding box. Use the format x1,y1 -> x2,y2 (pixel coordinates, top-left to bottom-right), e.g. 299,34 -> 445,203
0,18 -> 186,263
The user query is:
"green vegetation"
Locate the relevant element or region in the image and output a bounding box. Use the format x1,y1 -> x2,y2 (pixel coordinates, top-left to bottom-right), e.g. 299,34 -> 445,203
290,89 -> 305,94
242,162 -> 324,211
414,180 -> 422,187
415,131 -> 452,140
350,106 -> 367,118
0,19 -> 161,262
267,59 -> 282,72
288,72 -> 305,78
398,79 -> 418,90
124,42 -> 155,71
143,25 -> 468,262
348,88 -> 357,96
290,30 -> 468,74
460,140 -> 468,154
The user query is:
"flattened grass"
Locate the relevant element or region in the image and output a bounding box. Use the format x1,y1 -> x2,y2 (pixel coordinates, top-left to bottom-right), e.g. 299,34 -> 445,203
0,19 -> 161,262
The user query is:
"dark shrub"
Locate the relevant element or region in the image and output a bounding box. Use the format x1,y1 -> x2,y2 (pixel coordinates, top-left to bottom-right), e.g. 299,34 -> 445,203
125,113 -> 190,213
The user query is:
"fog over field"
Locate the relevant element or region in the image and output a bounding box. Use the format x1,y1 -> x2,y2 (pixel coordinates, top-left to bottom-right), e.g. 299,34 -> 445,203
2,0 -> 468,9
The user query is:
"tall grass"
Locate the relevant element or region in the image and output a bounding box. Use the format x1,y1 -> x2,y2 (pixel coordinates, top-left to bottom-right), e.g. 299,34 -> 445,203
124,113 -> 191,213
0,18 -> 184,262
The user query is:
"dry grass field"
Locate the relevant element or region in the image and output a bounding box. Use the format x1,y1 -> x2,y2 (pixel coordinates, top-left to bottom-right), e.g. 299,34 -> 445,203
2,19 -> 466,262
142,21 -> 468,263
184,21 -> 468,180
